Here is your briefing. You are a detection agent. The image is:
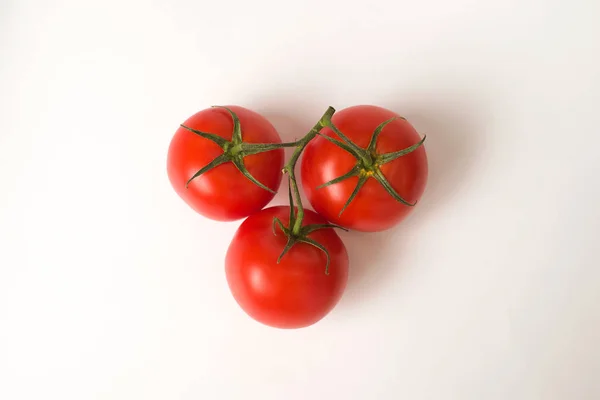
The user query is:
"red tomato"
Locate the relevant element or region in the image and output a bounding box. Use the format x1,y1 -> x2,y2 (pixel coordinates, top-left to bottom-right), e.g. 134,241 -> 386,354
301,105 -> 428,232
225,206 -> 349,328
167,106 -> 284,221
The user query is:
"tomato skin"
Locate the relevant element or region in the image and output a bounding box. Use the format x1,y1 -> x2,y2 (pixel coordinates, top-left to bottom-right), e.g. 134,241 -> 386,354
301,105 -> 428,232
225,206 -> 349,329
167,106 -> 284,221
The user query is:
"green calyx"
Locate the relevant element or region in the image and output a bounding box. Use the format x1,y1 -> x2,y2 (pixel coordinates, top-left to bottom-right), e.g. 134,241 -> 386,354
273,178 -> 346,275
317,115 -> 426,216
180,106 -> 296,192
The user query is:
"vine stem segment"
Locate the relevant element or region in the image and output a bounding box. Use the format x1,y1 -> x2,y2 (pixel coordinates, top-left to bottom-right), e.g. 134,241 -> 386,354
273,106 -> 346,275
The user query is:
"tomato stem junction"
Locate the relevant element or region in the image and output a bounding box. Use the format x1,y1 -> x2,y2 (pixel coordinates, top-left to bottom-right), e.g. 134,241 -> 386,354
316,115 -> 426,215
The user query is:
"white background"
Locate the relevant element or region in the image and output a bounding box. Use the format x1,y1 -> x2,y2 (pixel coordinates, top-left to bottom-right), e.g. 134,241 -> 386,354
1,0 -> 599,399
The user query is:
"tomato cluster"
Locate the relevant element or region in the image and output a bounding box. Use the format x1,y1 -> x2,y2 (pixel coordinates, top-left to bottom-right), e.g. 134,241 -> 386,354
167,105 -> 428,328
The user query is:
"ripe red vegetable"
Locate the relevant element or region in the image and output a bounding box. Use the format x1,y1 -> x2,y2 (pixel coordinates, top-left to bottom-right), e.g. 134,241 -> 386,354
167,106 -> 285,221
301,105 -> 428,232
225,206 -> 349,329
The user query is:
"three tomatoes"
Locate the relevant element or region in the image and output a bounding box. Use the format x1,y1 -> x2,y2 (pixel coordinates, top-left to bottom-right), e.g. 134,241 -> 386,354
167,105 -> 428,328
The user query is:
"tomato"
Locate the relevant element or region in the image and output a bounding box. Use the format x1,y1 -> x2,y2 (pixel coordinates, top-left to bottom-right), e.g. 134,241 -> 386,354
225,206 -> 349,328
167,106 -> 284,221
301,105 -> 428,232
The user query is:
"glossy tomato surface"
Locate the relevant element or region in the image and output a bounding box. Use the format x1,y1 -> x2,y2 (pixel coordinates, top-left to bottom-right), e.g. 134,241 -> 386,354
301,105 -> 428,232
167,106 -> 283,221
225,206 -> 349,329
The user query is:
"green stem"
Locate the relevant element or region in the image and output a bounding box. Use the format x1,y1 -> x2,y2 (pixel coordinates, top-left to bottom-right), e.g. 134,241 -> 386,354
273,106 -> 348,274
289,177 -> 304,235
282,106 -> 336,235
